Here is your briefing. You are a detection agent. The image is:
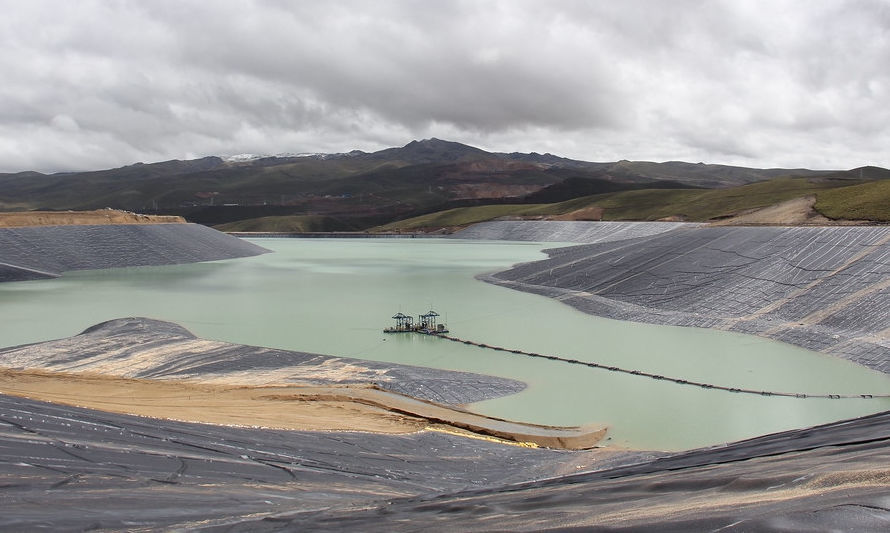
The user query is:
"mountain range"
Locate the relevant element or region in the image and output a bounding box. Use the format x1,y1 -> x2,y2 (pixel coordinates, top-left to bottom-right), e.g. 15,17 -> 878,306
1,138 -> 887,230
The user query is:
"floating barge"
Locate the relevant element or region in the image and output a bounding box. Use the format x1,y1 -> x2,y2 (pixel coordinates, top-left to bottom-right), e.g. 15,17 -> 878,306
384,310 -> 449,335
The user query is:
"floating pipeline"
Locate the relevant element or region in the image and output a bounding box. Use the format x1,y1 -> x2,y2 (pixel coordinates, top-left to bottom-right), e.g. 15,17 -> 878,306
427,333 -> 890,400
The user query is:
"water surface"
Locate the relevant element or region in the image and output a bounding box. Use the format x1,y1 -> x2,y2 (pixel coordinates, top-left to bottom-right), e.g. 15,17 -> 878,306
1,238 -> 888,450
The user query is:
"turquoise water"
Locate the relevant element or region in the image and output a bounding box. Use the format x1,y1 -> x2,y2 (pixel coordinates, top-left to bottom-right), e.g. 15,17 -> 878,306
1,238 -> 888,450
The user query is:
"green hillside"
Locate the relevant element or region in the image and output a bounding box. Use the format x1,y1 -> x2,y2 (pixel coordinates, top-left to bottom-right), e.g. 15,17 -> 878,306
2,139 -> 885,230
590,177 -> 843,221
815,180 -> 890,221
214,215 -> 359,233
375,176 -> 886,231
374,205 -> 549,231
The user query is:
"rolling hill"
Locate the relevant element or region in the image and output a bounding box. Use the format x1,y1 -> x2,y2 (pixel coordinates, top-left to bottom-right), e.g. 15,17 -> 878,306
378,177 -> 890,231
1,139 -> 886,230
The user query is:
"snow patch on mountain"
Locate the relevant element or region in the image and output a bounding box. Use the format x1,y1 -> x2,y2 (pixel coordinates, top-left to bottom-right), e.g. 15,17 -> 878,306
221,151 -> 365,163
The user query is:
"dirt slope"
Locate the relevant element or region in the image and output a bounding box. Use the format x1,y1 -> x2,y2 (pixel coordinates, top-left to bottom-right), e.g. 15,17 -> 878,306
0,209 -> 184,227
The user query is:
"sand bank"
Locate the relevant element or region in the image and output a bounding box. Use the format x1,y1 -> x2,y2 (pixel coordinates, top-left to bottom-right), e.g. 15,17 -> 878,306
0,367 -> 605,449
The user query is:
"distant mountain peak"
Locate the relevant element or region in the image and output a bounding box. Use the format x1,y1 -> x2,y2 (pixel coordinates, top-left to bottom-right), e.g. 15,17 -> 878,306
404,138 -> 478,150
371,138 -> 490,163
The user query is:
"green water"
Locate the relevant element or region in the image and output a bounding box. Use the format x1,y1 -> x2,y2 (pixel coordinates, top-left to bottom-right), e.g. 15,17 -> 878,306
1,238 -> 888,451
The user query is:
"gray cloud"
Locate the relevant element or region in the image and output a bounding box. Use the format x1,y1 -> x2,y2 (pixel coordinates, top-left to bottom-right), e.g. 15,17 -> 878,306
0,0 -> 887,173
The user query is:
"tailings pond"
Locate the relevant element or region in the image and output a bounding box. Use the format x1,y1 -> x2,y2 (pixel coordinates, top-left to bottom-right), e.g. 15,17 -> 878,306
1,238 -> 889,450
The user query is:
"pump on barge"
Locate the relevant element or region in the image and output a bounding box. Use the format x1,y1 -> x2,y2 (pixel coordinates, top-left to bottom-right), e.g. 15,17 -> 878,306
384,310 -> 449,335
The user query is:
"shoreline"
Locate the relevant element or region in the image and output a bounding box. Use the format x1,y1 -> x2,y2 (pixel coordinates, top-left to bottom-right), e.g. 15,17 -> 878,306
0,367 -> 606,450
1,221 -> 889,529
476,222 -> 890,375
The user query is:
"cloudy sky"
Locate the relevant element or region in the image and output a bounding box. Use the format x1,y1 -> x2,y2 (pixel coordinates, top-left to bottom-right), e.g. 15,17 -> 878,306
1,0 -> 888,173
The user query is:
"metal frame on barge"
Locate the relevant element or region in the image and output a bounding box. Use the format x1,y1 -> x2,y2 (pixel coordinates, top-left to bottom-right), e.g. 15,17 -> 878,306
384,310 -> 449,335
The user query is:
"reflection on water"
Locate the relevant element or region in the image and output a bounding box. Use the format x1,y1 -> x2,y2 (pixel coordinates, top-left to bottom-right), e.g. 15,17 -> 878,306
1,238 -> 888,451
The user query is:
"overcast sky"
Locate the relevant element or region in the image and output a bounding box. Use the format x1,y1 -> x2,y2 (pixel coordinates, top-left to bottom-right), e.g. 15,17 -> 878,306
1,0 -> 888,173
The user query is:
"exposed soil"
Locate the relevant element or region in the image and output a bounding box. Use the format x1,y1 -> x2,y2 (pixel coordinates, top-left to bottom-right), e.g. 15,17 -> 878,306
0,209 -> 184,227
0,367 -> 423,434
710,196 -> 840,226
548,206 -> 606,221
0,367 -> 606,449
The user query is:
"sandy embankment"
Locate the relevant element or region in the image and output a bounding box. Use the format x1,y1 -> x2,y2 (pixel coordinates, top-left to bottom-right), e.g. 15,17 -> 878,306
0,368 -> 421,434
0,367 -> 606,450
0,318 -> 606,449
0,209 -> 184,227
